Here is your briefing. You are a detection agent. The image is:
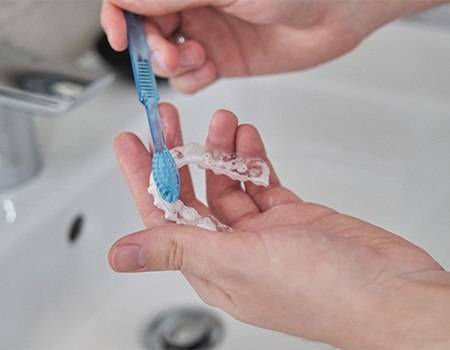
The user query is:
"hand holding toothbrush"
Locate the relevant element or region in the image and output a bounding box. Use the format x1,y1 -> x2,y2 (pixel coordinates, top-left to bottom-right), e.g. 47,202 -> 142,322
101,0 -> 447,93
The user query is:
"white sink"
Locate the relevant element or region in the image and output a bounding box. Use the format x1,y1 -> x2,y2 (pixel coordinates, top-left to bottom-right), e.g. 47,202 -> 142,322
1,21 -> 449,349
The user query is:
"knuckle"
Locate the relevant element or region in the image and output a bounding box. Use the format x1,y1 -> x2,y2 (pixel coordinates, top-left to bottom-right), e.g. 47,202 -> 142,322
164,237 -> 185,271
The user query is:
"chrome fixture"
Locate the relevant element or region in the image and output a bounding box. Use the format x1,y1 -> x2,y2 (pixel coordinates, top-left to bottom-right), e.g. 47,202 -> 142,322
143,306 -> 224,349
0,42 -> 113,190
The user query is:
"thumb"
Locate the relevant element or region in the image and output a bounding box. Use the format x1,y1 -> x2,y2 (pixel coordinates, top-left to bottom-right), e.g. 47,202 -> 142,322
109,224 -> 230,276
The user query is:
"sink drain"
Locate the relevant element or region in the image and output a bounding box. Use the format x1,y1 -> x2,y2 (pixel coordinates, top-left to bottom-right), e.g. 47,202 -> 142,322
143,306 -> 224,349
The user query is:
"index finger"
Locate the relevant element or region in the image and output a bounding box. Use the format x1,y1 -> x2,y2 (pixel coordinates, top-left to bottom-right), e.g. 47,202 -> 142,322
114,103 -> 208,228
101,0 -> 127,51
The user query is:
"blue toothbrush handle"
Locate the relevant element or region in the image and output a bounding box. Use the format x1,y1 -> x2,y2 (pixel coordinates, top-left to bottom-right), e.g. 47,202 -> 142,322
125,11 -> 165,152
145,103 -> 166,152
125,11 -> 180,203
124,12 -> 159,104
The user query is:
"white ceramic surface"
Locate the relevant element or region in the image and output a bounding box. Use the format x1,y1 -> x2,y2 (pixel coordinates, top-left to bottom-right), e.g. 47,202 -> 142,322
0,21 -> 449,349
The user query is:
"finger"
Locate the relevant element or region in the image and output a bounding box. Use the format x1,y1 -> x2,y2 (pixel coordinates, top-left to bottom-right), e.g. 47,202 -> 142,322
158,104 -> 208,213
235,124 -> 301,211
150,13 -> 181,37
101,0 -> 127,51
100,1 -> 179,68
114,104 -> 204,227
114,132 -> 166,227
141,20 -> 209,82
169,59 -> 217,94
109,0 -> 232,17
141,20 -> 180,73
174,40 -> 208,75
102,0 -> 214,90
150,39 -> 209,81
108,224 -> 233,278
205,110 -> 260,226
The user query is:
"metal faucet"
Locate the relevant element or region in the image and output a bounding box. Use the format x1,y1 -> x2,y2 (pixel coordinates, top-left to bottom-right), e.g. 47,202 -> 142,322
0,42 -> 113,190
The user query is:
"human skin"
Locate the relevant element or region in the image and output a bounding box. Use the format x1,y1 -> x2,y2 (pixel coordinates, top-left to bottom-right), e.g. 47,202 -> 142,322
101,0 -> 447,93
110,103 -> 450,348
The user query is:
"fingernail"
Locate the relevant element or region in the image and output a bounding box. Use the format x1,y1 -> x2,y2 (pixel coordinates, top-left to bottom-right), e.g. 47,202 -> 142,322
151,50 -> 166,71
112,244 -> 146,271
179,46 -> 199,68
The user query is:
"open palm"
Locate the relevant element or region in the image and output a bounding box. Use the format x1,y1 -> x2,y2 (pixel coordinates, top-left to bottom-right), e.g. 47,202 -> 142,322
111,103 -> 444,348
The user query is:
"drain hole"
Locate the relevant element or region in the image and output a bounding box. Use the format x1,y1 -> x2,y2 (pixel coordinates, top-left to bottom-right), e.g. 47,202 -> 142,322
68,215 -> 84,243
143,306 -> 224,350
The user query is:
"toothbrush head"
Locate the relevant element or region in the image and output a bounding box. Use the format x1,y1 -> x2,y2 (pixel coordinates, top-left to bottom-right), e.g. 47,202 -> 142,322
152,148 -> 180,203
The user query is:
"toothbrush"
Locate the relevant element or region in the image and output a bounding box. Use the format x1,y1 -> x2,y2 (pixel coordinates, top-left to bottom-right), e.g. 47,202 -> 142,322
125,11 -> 180,203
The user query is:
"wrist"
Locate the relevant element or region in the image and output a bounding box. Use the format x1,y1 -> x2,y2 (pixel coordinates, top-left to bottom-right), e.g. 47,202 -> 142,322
361,269 -> 450,348
357,0 -> 449,36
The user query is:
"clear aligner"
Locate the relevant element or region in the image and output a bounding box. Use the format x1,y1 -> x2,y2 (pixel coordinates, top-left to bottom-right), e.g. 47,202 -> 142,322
148,142 -> 270,232
171,143 -> 270,186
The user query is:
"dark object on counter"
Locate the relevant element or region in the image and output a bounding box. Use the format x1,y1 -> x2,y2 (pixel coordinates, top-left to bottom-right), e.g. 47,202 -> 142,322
96,34 -> 168,86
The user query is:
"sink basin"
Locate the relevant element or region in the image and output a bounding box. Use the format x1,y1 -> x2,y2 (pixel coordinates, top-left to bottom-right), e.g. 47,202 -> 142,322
1,21 -> 449,348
